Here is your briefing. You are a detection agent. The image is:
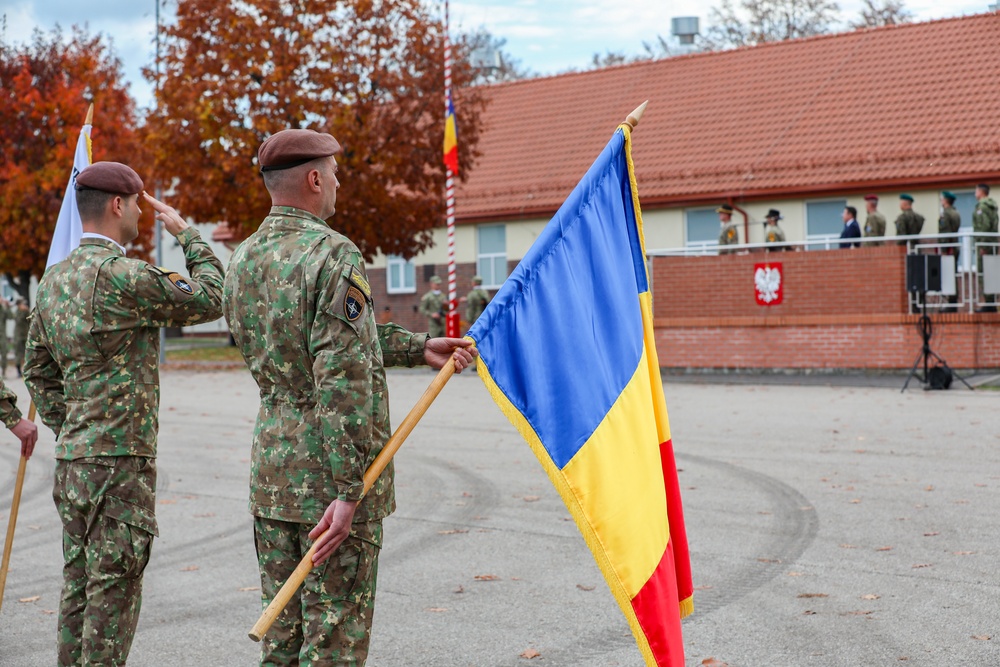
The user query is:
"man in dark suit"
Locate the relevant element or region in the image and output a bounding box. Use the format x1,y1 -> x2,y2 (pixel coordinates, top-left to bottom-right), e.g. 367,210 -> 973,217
839,205 -> 862,248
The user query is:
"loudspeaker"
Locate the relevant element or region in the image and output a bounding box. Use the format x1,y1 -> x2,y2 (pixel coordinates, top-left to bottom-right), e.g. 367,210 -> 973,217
906,254 -> 942,293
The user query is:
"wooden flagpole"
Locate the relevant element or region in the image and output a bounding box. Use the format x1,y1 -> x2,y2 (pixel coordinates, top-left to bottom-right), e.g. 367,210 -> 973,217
248,356 -> 459,641
0,403 -> 36,612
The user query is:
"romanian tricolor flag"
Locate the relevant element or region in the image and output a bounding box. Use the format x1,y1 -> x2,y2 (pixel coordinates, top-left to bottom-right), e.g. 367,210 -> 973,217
443,92 -> 459,175
467,123 -> 692,666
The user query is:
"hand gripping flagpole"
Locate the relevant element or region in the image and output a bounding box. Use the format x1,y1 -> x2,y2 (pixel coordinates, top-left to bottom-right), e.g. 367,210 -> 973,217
248,355 -> 460,642
0,403 -> 37,612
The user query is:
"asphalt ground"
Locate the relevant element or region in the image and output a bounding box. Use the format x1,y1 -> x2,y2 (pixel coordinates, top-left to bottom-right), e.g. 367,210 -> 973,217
1,368 -> 998,666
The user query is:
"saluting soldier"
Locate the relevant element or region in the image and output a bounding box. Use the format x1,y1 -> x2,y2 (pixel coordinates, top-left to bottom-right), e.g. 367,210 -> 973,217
763,209 -> 786,249
419,275 -> 448,337
1,376 -> 38,458
463,275 -> 490,330
23,162 -> 225,666
222,129 -> 475,666
973,183 -> 999,310
863,194 -> 886,245
717,203 -> 740,254
894,194 -> 925,246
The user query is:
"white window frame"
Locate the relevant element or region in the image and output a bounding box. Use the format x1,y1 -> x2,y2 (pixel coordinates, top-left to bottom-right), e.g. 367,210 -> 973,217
477,224 -> 507,289
805,198 -> 848,250
685,207 -> 721,250
385,255 -> 416,294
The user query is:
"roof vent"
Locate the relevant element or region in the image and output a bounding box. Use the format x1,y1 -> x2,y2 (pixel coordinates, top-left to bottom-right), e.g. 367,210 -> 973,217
671,17 -> 700,45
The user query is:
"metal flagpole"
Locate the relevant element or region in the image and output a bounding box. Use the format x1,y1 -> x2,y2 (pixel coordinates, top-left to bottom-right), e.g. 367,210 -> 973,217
155,0 -> 166,363
444,0 -> 459,338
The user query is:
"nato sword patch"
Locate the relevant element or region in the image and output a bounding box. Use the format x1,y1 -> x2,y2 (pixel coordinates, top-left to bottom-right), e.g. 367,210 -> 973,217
168,273 -> 194,294
345,286 -> 366,321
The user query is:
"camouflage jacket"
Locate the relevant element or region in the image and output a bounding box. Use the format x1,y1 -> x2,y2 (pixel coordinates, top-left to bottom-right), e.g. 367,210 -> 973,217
12,308 -> 28,346
938,207 -> 961,235
24,230 -> 225,460
894,210 -> 924,243
222,206 -> 429,525
464,287 -> 490,324
0,377 -> 21,429
864,211 -> 886,240
0,304 -> 10,340
973,197 -> 999,243
419,290 -> 447,320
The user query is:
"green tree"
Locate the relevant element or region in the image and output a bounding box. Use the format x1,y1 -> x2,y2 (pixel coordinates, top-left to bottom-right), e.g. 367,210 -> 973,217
144,0 -> 487,260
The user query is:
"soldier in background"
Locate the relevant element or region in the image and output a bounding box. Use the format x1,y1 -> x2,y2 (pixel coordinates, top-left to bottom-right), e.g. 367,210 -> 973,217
419,275 -> 447,337
12,297 -> 29,377
0,376 -> 37,458
0,296 -> 10,377
863,194 -> 886,245
24,162 -> 225,666
763,209 -> 786,249
938,191 -> 962,311
717,203 -> 740,254
973,183 -> 999,311
223,129 -> 475,666
463,275 -> 490,331
894,194 -> 924,246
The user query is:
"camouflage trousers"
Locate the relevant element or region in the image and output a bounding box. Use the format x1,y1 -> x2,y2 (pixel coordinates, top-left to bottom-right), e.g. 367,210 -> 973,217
0,334 -> 7,374
427,318 -> 445,339
255,517 -> 382,667
54,456 -> 158,667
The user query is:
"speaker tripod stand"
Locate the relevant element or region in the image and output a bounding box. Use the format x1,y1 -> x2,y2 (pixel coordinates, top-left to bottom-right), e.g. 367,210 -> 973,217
901,292 -> 973,393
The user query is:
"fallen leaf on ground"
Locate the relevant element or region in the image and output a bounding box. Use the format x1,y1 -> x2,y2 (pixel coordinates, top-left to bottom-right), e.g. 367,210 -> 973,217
522,495 -> 540,502
924,485 -> 934,492
520,648 -> 541,659
474,574 -> 500,581
911,563 -> 932,569
42,609 -> 56,615
971,635 -> 991,641
839,544 -> 857,549
953,551 -> 975,556
158,499 -> 177,505
798,593 -> 828,598
845,610 -> 874,616
849,499 -> 862,504
425,607 -> 448,612
757,558 -> 781,564
861,594 -> 880,600
787,571 -> 804,577
454,585 -> 464,594
18,596 -> 40,603
802,610 -> 817,615
923,532 -> 939,537
953,499 -> 970,505
576,584 -> 596,591
701,658 -> 729,666
180,565 -> 199,572
238,586 -> 259,592
437,529 -> 469,535
194,513 -> 215,518
876,546 -> 894,552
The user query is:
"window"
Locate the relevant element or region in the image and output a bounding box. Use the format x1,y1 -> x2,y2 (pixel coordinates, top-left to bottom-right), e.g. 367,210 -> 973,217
477,224 -> 507,288
806,199 -> 847,247
386,255 -> 416,294
685,208 -> 720,248
949,190 -> 976,230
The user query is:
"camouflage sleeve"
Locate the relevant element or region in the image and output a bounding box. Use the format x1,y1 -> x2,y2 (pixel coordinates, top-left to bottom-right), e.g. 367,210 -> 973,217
310,250 -> 378,503
378,324 -> 429,368
23,311 -> 65,436
124,227 -> 226,327
0,376 -> 22,430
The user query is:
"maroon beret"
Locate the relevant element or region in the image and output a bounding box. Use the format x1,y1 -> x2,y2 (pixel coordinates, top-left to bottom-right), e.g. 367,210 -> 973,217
75,162 -> 143,194
863,194 -> 879,202
258,129 -> 341,172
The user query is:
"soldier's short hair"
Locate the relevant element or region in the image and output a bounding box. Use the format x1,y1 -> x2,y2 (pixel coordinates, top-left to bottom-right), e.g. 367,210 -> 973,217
76,189 -> 117,222
845,205 -> 857,219
977,183 -> 990,194
261,156 -> 332,194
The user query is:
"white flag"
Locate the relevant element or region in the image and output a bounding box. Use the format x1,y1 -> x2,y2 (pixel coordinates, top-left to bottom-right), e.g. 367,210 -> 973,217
46,122 -> 93,268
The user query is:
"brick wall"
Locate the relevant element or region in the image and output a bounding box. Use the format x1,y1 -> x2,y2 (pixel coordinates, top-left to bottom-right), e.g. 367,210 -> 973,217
650,247 -> 1000,371
368,261 -> 491,334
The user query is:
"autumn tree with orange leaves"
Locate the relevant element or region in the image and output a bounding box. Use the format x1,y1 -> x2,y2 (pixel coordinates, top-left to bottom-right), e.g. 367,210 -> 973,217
144,0 -> 487,260
0,27 -> 153,297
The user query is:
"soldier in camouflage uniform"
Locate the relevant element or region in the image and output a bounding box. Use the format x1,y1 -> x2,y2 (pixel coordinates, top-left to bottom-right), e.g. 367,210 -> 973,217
938,191 -> 961,259
23,162 -> 225,667
418,275 -> 447,338
763,209 -> 786,249
0,296 -> 11,377
716,203 -> 739,254
973,183 -> 999,310
223,129 -> 475,667
12,297 -> 29,376
894,194 -> 924,246
463,275 -> 490,330
863,194 -> 886,245
1,376 -> 38,457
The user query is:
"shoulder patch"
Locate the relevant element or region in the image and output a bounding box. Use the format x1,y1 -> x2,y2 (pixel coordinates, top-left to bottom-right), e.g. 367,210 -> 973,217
150,266 -> 173,276
167,273 -> 194,294
349,268 -> 372,301
344,285 -> 366,321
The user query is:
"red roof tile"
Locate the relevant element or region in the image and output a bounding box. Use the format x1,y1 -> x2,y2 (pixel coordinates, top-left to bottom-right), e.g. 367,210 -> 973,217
456,13 -> 1000,222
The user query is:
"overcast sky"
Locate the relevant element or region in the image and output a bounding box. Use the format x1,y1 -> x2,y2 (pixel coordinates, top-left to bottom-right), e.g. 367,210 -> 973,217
1,0 -> 991,111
